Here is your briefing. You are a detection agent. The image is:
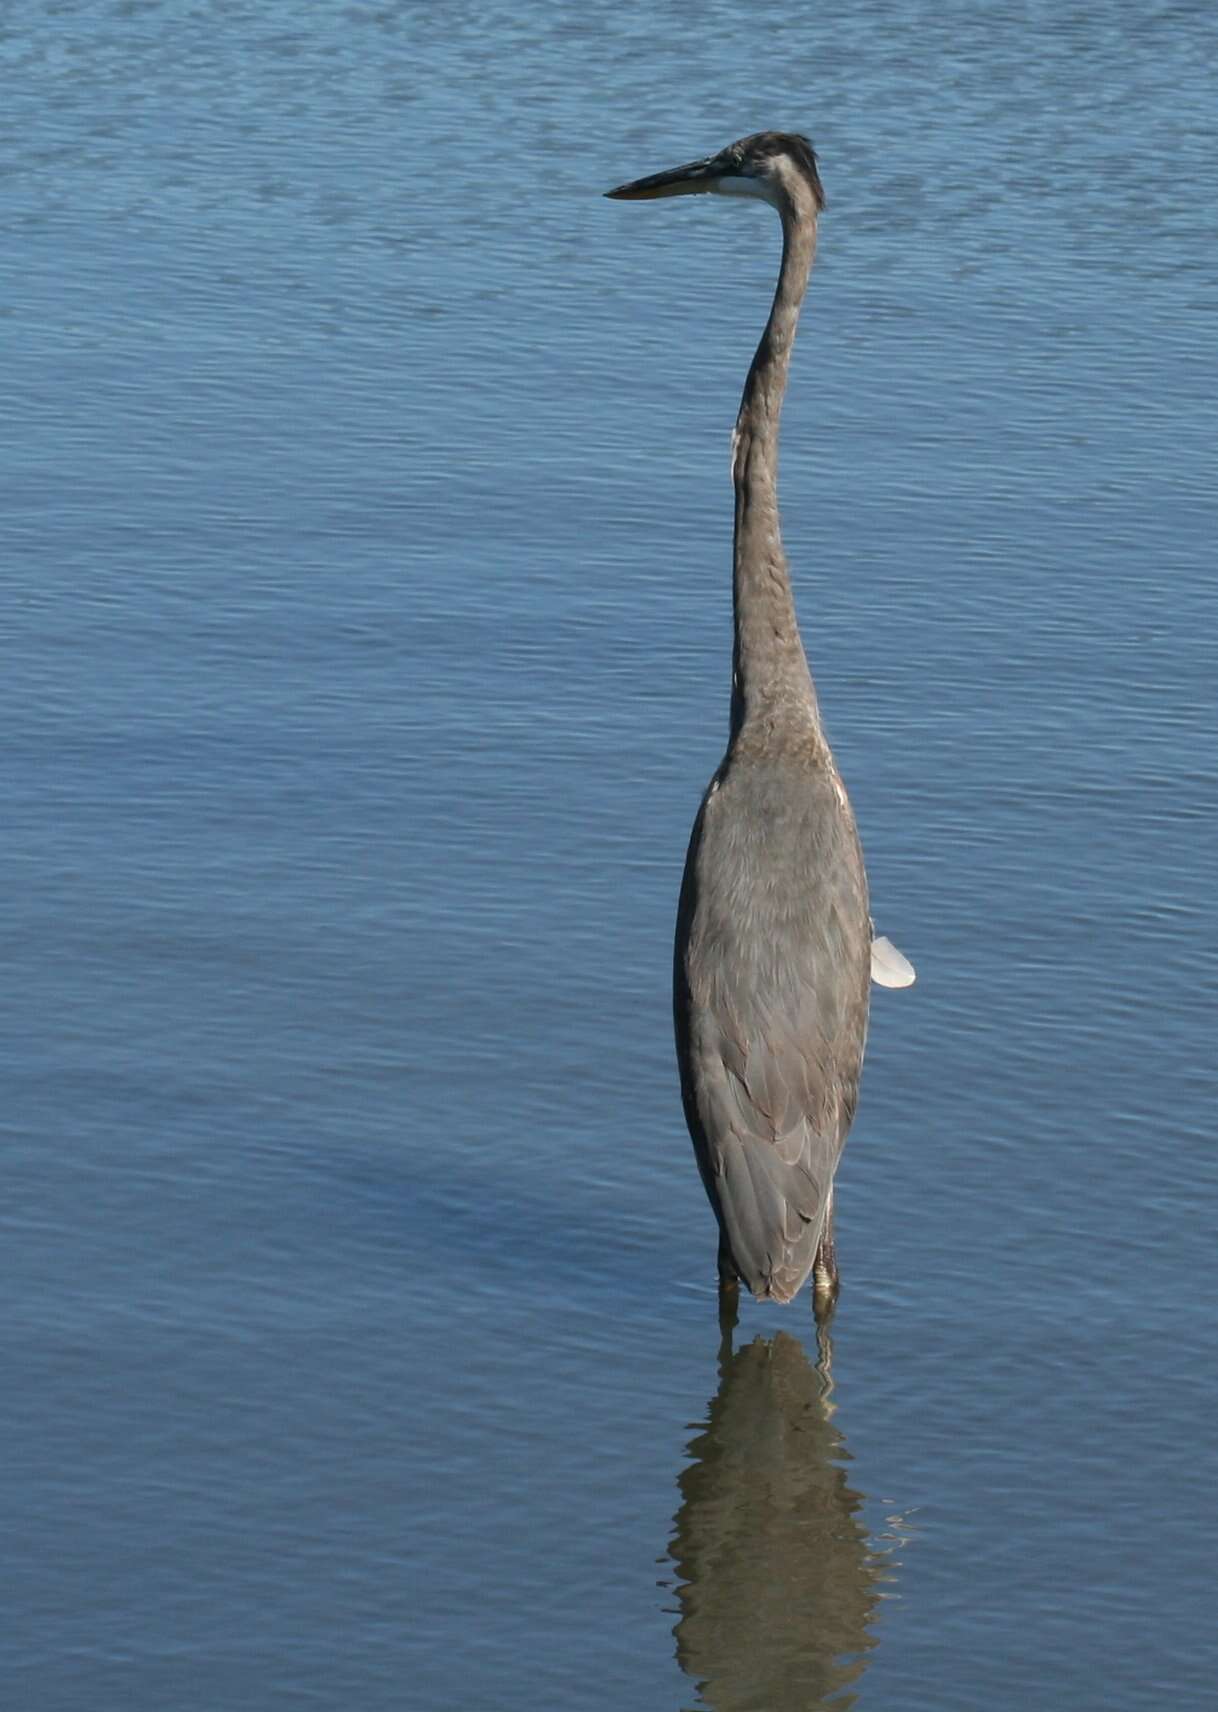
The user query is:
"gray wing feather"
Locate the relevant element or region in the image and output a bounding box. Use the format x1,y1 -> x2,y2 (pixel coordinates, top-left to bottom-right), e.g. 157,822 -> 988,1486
675,755 -> 870,1303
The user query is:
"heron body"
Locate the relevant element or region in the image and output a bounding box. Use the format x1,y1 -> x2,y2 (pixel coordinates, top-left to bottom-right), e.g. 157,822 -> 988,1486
675,735 -> 869,1306
608,133 -> 878,1308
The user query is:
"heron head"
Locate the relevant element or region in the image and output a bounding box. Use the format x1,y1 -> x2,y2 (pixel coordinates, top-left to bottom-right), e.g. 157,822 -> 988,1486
604,131 -> 825,214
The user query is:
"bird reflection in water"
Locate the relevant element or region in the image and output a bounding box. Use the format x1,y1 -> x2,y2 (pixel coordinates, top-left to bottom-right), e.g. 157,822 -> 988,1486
667,1324 -> 890,1711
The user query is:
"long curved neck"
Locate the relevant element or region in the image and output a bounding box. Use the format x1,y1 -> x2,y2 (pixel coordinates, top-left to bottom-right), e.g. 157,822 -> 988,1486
729,195 -> 820,743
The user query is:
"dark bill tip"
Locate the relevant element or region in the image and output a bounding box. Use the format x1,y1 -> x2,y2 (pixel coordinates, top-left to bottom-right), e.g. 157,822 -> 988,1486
603,157 -> 715,201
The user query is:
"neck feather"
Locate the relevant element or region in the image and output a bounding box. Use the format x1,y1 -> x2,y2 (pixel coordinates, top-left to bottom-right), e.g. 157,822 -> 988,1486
729,191 -> 820,742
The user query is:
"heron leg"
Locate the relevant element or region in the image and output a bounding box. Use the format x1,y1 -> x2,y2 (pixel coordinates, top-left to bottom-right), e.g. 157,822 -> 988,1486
717,1231 -> 741,1330
812,1195 -> 839,1325
717,1279 -> 739,1338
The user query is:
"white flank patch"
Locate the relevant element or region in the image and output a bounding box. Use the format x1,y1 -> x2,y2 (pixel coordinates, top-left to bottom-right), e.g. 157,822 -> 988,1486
871,935 -> 917,989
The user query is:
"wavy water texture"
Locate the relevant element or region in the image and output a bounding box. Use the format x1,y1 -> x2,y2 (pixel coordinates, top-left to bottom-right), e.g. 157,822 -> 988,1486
2,2 -> 1216,1709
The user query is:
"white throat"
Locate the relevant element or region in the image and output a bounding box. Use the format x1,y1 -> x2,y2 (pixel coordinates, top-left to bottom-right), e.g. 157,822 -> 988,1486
713,174 -> 778,206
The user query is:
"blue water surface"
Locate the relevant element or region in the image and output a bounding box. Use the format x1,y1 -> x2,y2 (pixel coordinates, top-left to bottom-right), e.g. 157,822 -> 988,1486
3,2 -> 1216,1707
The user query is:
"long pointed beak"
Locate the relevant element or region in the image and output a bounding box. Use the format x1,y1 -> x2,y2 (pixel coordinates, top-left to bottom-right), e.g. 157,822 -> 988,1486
604,155 -> 717,200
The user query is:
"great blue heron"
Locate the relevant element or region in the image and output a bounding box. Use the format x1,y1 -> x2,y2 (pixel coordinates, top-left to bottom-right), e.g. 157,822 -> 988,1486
607,132 -> 913,1313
